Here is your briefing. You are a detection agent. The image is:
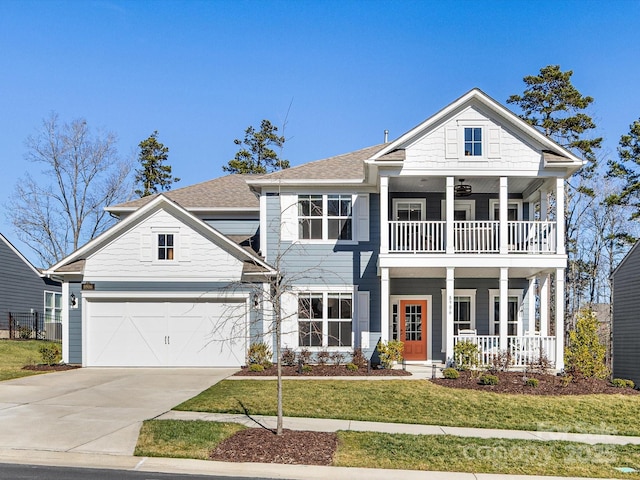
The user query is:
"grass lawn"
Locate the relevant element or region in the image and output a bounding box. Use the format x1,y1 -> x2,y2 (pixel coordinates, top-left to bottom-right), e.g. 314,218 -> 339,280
136,420 -> 640,478
0,339 -> 54,381
176,379 -> 640,436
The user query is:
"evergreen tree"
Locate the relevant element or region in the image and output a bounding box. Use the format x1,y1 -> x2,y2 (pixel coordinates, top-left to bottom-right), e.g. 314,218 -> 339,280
607,118 -> 640,223
565,308 -> 609,378
135,131 -> 179,197
223,119 -> 288,174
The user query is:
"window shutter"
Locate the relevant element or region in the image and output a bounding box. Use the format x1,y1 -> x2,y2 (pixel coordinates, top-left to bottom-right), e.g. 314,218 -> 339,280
140,231 -> 152,262
280,194 -> 298,242
445,127 -> 458,159
280,291 -> 299,348
180,233 -> 191,262
488,126 -> 501,158
355,194 -> 369,242
357,291 -> 370,349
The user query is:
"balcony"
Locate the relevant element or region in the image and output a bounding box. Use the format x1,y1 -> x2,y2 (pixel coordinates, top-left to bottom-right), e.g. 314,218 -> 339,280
389,220 -> 556,254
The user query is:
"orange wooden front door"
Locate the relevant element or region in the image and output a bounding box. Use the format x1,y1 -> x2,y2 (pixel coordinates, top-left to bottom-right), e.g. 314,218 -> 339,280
400,300 -> 427,361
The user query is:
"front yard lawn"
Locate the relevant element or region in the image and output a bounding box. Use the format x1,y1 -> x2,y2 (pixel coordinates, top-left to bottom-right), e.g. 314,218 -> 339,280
136,420 -> 640,478
176,379 -> 640,436
0,339 -> 56,381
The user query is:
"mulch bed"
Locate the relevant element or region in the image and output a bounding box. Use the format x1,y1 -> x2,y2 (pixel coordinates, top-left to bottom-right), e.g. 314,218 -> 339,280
431,370 -> 640,395
22,364 -> 80,372
234,364 -> 411,377
210,428 -> 337,465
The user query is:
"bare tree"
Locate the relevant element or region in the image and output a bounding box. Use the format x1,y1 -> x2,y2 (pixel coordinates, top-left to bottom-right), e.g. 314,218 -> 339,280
8,113 -> 132,266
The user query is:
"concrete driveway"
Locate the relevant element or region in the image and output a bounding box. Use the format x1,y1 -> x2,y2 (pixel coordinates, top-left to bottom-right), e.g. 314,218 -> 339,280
0,368 -> 236,455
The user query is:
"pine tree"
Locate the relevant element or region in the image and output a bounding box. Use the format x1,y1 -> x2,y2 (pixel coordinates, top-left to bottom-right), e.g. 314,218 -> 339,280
607,118 -> 640,224
135,131 -> 180,197
565,308 -> 609,378
223,119 -> 289,174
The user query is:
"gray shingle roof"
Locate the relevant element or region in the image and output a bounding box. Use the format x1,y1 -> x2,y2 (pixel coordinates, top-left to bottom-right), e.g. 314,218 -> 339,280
109,174 -> 260,210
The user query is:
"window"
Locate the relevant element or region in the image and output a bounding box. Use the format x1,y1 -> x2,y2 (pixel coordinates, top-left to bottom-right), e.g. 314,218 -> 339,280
489,290 -> 523,336
327,293 -> 352,346
44,291 -> 62,323
298,194 -> 353,241
454,296 -> 472,334
489,200 -> 522,221
158,234 -> 174,260
464,127 -> 482,156
393,199 -> 425,221
298,291 -> 352,347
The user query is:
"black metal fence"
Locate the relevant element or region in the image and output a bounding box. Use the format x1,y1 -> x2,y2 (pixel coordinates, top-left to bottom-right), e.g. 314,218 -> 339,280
7,312 -> 62,343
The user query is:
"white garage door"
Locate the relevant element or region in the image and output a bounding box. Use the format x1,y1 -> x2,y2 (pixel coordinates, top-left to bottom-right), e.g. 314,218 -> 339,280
86,299 -> 247,367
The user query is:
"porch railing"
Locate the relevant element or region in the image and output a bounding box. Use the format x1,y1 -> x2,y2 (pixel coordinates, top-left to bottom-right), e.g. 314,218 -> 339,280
388,220 -> 556,254
453,335 -> 556,368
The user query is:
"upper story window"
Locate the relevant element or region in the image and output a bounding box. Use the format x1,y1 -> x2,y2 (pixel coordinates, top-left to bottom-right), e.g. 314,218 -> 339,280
157,233 -> 174,260
298,194 -> 353,241
464,127 -> 482,156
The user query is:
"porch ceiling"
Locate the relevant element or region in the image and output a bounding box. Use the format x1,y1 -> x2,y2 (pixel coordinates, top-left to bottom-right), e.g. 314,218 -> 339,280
388,266 -> 554,279
389,176 -> 544,196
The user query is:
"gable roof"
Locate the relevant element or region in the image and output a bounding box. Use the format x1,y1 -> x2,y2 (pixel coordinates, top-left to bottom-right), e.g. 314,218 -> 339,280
107,174 -> 260,214
48,195 -> 275,277
370,88 -> 585,171
0,233 -> 44,277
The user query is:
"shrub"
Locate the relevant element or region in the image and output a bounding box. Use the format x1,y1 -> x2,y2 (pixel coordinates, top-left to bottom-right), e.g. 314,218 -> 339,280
39,343 -> 61,366
330,351 -> 346,366
248,363 -> 264,372
18,326 -> 33,339
247,342 -> 272,367
525,378 -> 539,388
377,340 -> 404,369
479,374 -> 499,385
316,349 -> 330,365
527,351 -> 552,374
565,308 -> 609,379
442,367 -> 460,379
346,363 -> 358,371
301,365 -> 312,373
281,348 -> 296,366
298,348 -> 312,365
559,375 -> 573,387
351,348 -> 368,368
453,341 -> 479,371
612,378 -> 635,389
488,349 -> 513,372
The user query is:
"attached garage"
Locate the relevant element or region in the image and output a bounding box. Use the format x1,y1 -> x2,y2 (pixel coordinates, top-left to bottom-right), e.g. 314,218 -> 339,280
85,298 -> 248,367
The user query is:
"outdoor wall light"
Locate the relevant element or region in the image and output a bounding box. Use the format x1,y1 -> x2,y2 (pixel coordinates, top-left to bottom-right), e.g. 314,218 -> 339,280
70,293 -> 78,308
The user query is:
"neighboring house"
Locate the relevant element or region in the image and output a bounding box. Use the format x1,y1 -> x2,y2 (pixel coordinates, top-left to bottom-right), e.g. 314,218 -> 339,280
48,89 -> 582,369
611,242 -> 640,386
0,233 -> 62,339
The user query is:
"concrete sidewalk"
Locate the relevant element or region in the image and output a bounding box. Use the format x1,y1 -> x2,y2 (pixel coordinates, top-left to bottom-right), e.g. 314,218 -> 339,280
158,410 -> 640,446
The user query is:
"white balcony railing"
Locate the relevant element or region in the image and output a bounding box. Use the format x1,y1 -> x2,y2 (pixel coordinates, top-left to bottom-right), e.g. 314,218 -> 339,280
388,220 -> 556,254
453,335 -> 556,368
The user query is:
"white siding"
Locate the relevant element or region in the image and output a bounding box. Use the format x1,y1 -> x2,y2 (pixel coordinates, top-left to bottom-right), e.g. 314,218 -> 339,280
84,209 -> 244,281
403,106 -> 542,172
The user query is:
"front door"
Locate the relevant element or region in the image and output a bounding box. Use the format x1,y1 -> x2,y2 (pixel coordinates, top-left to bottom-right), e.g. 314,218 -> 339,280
400,299 -> 427,360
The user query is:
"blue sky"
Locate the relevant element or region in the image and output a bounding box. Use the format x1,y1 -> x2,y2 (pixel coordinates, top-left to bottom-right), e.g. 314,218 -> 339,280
1,0 -> 639,266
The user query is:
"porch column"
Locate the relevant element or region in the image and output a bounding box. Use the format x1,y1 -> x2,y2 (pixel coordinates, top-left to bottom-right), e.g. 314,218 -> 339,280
527,276 -> 537,334
499,177 -> 508,254
380,175 -> 389,254
555,178 -> 565,255
380,267 -> 390,342
540,274 -> 550,336
61,281 -> 70,364
555,268 -> 565,370
445,267 -> 455,361
499,267 -> 509,351
540,189 -> 548,221
446,177 -> 455,254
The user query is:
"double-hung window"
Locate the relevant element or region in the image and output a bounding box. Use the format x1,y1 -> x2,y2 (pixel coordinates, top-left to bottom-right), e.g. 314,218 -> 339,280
453,296 -> 472,333
298,291 -> 353,347
464,127 -> 482,156
157,233 -> 174,260
298,194 -> 353,241
44,291 -> 62,323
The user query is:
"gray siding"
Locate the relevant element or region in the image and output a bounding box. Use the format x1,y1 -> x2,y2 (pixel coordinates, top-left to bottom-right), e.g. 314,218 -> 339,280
204,219 -> 259,236
612,245 -> 640,386
68,282 -> 82,364
0,238 -> 61,332
266,193 -> 381,332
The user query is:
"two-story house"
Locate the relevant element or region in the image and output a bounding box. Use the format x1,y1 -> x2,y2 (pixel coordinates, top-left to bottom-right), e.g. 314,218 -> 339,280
47,89 -> 582,369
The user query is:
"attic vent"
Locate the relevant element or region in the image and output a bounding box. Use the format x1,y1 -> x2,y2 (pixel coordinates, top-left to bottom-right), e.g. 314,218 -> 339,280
384,130 -> 389,143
